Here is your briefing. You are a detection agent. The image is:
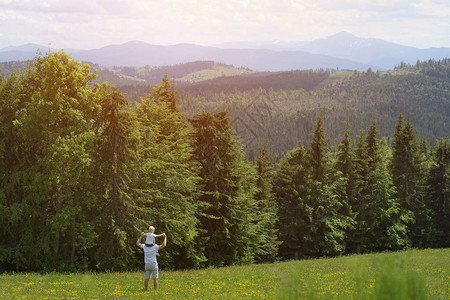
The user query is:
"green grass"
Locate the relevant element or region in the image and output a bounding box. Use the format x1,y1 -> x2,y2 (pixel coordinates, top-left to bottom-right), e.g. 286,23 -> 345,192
179,65 -> 253,83
1,249 -> 448,299
313,70 -> 354,90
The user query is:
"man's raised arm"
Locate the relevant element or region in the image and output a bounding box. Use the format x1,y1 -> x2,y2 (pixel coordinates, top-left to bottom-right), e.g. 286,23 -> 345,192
159,233 -> 167,250
136,232 -> 145,247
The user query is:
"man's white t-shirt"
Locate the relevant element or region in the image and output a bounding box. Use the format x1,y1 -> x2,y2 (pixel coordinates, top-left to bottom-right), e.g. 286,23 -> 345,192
140,244 -> 159,264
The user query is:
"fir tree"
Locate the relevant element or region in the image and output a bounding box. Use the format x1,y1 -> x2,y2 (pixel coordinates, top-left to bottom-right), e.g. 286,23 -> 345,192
307,114 -> 350,256
273,145 -> 313,259
253,144 -> 280,262
189,111 -> 260,266
426,139 -> 450,247
350,121 -> 410,253
150,73 -> 180,112
133,78 -> 201,268
334,122 -> 357,252
310,113 -> 328,182
391,114 -> 429,247
349,131 -> 370,253
92,84 -> 140,270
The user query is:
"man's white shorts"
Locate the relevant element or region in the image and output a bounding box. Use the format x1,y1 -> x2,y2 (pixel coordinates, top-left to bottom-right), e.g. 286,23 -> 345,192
145,262 -> 158,279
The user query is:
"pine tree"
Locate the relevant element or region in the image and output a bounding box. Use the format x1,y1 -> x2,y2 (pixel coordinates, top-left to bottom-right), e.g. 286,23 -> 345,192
391,114 -> 429,247
150,73 -> 180,112
362,120 -> 385,250
376,138 -> 410,250
426,139 -> 450,247
310,113 -> 327,182
335,123 -> 354,187
307,114 -> 350,256
273,145 -> 313,259
253,144 -> 280,262
348,131 -> 370,253
133,78 -> 201,269
366,121 -> 409,251
189,111 -> 259,266
92,84 -> 139,270
334,122 -> 357,253
349,121 -> 410,253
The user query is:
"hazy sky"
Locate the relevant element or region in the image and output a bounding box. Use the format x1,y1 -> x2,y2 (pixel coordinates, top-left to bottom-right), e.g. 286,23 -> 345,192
1,0 -> 449,49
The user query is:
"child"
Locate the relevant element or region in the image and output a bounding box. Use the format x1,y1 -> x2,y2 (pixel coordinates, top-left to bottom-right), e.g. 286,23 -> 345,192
145,226 -> 164,255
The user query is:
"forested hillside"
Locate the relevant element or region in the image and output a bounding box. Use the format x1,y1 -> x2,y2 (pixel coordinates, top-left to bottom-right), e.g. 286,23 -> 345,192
0,61 -> 28,78
118,69 -> 331,105
0,52 -> 448,273
116,60 -> 450,160
1,59 -> 251,88
0,60 -> 145,86
176,60 -> 450,160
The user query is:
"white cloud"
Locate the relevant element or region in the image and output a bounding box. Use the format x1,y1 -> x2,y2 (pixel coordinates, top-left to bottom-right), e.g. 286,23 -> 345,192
0,0 -> 448,49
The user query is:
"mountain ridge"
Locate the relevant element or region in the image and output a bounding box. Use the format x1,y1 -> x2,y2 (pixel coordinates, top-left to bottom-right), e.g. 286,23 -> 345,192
1,32 -> 449,71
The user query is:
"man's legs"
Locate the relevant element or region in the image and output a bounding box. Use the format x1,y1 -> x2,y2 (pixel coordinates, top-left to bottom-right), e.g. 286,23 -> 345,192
144,263 -> 151,290
150,263 -> 159,289
144,262 -> 158,290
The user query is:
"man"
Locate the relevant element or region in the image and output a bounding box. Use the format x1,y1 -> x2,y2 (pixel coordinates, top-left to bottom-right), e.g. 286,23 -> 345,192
136,231 -> 167,290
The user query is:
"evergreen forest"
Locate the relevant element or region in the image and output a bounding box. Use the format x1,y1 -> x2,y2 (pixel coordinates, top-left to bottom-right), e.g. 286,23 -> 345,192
118,59 -> 450,161
0,51 -> 448,272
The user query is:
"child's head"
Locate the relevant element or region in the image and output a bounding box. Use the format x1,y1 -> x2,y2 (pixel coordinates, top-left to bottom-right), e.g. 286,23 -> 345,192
148,226 -> 155,233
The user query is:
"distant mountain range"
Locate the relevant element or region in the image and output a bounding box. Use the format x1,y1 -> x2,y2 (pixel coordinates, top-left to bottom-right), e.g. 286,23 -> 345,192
1,32 -> 449,71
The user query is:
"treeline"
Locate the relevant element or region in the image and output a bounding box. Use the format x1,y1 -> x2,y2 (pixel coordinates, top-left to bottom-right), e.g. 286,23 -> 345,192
88,62 -> 146,86
275,116 -> 448,258
118,61 -> 216,85
107,61 -> 246,87
0,52 -> 448,273
0,61 -> 28,78
118,69 -> 331,103
1,60 -> 245,90
0,60 -> 146,87
396,57 -> 450,79
177,70 -> 330,95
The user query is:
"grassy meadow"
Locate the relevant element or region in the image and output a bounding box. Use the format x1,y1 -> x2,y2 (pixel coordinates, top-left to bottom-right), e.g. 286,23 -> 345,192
179,64 -> 253,82
1,248 -> 448,299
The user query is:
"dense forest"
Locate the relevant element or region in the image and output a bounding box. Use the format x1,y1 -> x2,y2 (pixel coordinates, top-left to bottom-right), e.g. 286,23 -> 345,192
118,69 -> 331,102
118,59 -> 450,161
0,52 -> 448,272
